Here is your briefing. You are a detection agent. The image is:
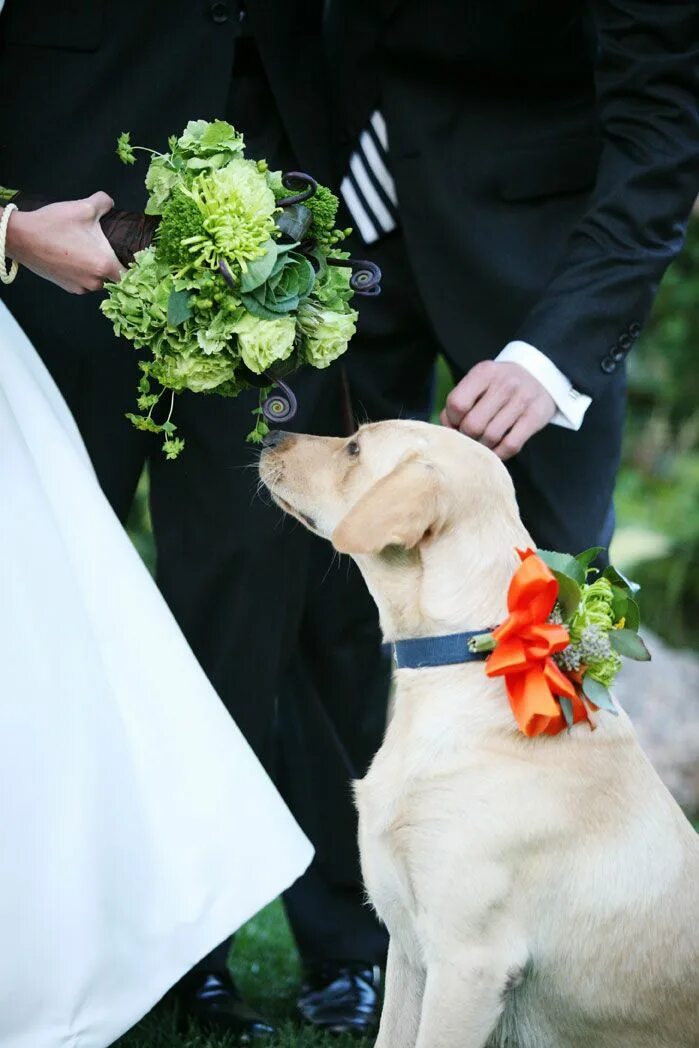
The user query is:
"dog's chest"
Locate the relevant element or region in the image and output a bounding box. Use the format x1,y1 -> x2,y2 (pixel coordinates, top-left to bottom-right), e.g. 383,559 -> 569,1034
355,756 -> 429,949
358,803 -> 420,951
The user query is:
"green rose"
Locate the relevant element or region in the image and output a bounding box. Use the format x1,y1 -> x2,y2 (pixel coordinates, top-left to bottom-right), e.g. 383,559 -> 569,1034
298,300 -> 357,369
231,314 -> 297,374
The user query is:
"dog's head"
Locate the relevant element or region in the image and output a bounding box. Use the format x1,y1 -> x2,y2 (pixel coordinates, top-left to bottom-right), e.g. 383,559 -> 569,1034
259,420 -> 529,638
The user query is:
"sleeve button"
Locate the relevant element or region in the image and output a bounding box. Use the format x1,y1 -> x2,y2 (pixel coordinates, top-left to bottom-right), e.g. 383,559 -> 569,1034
210,1 -> 229,23
618,333 -> 633,351
629,322 -> 642,338
601,355 -> 617,374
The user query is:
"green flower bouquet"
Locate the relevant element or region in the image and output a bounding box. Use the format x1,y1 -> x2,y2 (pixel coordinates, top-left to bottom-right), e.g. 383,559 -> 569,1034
100,120 -> 380,457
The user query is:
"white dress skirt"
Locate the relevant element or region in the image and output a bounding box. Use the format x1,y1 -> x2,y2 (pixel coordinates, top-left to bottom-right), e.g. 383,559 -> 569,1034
0,301 -> 313,1048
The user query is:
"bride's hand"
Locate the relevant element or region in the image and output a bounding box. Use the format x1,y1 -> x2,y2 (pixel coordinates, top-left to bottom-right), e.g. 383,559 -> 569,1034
5,192 -> 125,294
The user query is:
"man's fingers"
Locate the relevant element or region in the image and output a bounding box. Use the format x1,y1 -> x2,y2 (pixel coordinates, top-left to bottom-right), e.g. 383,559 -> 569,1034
439,407 -> 454,429
85,190 -> 115,221
444,362 -> 493,427
458,385 -> 512,440
493,416 -> 535,461
480,399 -> 526,449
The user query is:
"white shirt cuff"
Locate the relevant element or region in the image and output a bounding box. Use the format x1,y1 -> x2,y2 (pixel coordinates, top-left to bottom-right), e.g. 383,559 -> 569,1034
495,341 -> 591,431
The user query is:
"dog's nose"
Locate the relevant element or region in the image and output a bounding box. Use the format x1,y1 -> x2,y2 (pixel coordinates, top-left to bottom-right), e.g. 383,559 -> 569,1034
261,429 -> 290,449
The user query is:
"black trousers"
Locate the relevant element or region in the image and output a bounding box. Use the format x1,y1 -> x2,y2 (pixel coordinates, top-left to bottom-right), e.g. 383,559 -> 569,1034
343,229 -> 626,555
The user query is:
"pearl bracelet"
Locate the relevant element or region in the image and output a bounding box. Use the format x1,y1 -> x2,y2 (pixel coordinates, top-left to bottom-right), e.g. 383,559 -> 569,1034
0,202 -> 19,285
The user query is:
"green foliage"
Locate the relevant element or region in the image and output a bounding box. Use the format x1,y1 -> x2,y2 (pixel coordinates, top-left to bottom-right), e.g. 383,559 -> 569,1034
116,132 -> 136,166
613,219 -> 699,648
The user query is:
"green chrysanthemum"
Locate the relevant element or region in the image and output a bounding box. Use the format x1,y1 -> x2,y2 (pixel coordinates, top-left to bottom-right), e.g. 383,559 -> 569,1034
557,577 -> 622,686
182,160 -> 278,275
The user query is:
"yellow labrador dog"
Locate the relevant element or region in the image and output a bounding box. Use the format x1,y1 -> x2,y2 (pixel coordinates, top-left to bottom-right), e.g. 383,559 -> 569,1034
259,420 -> 699,1048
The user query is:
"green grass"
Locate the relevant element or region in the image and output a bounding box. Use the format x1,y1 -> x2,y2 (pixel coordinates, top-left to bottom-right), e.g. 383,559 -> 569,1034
115,901 -> 370,1048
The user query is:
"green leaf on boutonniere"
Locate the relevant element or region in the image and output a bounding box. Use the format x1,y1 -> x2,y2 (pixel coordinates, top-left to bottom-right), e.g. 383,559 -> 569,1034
622,596 -> 640,632
610,629 -> 651,661
603,564 -> 640,596
167,289 -> 192,327
611,585 -> 629,623
582,673 -> 618,714
610,586 -> 640,631
538,550 -> 585,586
551,571 -> 581,620
559,696 -> 575,729
575,547 -> 605,574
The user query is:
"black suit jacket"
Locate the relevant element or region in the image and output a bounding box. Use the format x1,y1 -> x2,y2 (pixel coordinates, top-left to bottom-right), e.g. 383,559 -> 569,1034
326,0 -> 699,399
0,0 -> 333,207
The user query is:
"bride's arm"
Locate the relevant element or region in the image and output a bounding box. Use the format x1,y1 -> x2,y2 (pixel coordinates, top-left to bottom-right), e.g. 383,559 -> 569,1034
2,192 -> 124,294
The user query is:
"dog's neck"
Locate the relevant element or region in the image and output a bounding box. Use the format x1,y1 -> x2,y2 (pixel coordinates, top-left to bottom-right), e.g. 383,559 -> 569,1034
355,518 -> 529,643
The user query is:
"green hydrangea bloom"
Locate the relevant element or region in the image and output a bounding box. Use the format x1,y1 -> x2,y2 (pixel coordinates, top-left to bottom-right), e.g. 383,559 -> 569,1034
231,314 -> 297,374
177,119 -> 245,160
145,155 -> 181,215
312,264 -> 354,311
182,160 -> 279,275
298,300 -> 357,368
146,348 -> 238,393
196,308 -> 242,356
101,247 -> 171,345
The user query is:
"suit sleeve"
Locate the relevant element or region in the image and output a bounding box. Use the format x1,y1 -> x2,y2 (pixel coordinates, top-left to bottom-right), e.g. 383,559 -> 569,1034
516,0 -> 699,400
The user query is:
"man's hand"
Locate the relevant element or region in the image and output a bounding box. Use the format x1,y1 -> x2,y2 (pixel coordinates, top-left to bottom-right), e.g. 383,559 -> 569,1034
440,360 -> 556,460
5,192 -> 124,294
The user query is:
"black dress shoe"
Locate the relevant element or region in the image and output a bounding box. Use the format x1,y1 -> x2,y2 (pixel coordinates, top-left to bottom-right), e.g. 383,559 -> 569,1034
178,971 -> 276,1042
297,962 -> 382,1036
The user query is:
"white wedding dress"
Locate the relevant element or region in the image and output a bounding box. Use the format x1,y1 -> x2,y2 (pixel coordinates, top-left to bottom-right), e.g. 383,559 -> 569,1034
0,300 -> 313,1048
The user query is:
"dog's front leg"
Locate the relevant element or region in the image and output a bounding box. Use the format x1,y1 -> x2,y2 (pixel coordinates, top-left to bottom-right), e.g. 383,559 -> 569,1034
374,938 -> 426,1048
413,946 -> 516,1048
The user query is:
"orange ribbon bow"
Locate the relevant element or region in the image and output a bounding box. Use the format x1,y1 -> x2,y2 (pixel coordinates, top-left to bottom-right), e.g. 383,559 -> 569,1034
485,549 -> 591,737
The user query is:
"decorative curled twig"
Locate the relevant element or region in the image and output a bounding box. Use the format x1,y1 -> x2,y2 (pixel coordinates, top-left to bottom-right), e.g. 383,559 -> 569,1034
218,258 -> 236,288
262,377 -> 298,423
327,256 -> 382,296
276,171 -> 318,208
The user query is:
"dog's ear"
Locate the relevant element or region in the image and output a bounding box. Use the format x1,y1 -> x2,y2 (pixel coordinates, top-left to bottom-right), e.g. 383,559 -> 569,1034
332,459 -> 443,555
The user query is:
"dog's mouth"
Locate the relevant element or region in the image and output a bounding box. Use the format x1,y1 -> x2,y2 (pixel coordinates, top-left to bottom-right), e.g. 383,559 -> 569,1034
259,453 -> 319,531
270,491 -> 318,532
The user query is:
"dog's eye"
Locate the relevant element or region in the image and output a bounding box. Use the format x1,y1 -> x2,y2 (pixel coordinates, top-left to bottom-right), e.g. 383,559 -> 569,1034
346,440 -> 360,457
